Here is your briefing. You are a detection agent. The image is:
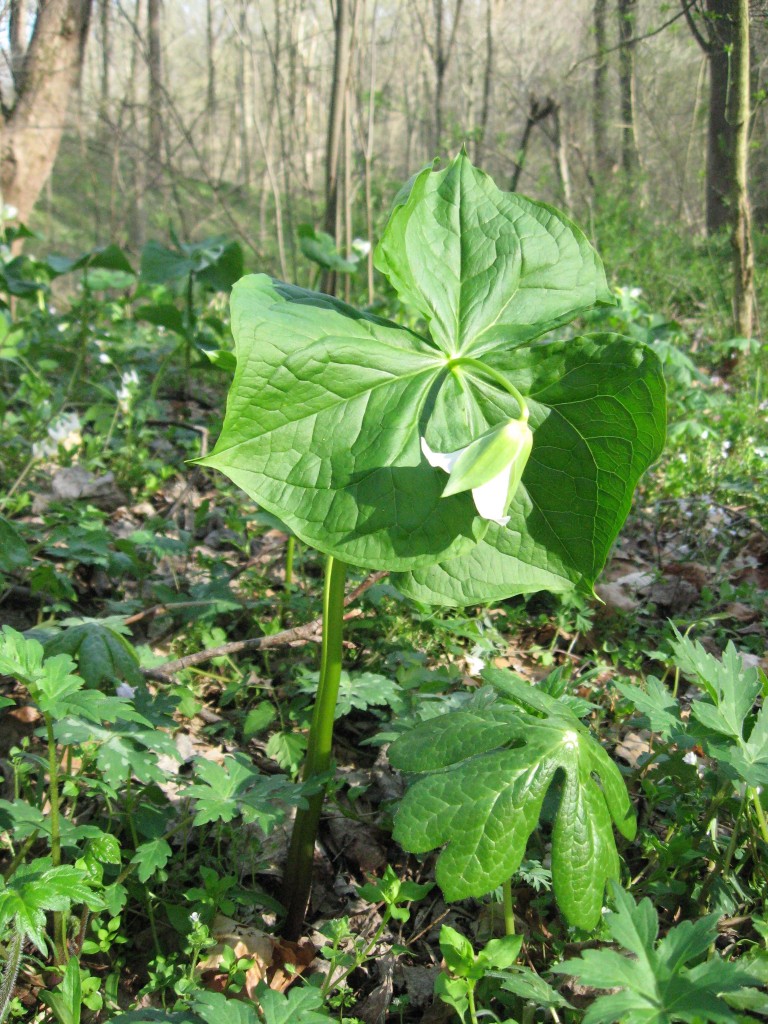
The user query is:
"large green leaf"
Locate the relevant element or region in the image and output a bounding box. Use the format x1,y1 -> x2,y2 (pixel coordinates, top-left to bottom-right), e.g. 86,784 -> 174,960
43,620 -> 143,688
201,152 -> 664,591
375,153 -> 613,356
388,681 -> 636,930
394,334 -> 666,603
200,274 -> 485,570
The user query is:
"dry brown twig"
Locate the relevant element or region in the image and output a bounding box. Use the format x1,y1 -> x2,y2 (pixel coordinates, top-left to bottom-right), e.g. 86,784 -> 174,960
141,570 -> 389,682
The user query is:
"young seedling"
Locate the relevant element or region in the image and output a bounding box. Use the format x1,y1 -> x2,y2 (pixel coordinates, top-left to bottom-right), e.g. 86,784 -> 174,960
200,152 -> 666,938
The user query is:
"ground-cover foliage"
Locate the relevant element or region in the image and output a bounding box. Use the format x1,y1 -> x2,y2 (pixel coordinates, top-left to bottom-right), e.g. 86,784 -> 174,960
0,159 -> 767,1023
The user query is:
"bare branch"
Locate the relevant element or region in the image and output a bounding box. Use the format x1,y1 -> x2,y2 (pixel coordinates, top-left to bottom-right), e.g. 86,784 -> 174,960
141,571 -> 389,681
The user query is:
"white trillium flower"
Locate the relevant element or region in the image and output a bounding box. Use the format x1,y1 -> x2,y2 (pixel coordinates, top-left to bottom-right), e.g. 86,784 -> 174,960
421,415 -> 533,526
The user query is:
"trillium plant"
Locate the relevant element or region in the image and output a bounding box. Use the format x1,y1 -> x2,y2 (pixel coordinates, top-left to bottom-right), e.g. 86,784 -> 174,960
200,153 -> 666,939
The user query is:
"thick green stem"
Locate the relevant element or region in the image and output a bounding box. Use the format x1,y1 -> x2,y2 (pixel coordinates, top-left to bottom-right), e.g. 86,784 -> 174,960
447,357 -> 528,420
750,787 -> 768,846
466,983 -> 479,1024
282,555 -> 347,940
45,716 -> 66,963
285,535 -> 295,595
502,878 -> 515,936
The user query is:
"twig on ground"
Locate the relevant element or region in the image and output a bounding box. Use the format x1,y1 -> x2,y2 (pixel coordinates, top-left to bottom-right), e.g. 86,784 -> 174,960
141,570 -> 388,681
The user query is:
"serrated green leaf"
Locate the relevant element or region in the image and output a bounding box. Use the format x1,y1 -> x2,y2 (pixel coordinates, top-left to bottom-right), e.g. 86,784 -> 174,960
499,967 -> 572,1008
131,838 -> 172,882
0,860 -> 102,952
0,516 -> 30,572
44,621 -> 143,689
55,717 -> 178,787
671,634 -> 768,787
252,982 -> 330,1024
553,884 -> 761,1024
389,697 -> 635,929
614,676 -> 682,739
185,752 -> 306,830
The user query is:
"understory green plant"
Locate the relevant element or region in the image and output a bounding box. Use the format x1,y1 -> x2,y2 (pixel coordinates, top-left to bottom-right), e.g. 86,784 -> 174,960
552,883 -> 761,1024
201,151 -> 666,937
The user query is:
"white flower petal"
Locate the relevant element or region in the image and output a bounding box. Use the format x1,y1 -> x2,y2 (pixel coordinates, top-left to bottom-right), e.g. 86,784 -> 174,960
421,436 -> 462,473
471,464 -> 512,524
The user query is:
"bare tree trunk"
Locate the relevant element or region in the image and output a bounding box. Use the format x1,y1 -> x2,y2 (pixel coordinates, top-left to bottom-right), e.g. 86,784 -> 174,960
147,0 -> 163,161
474,0 -> 501,165
98,0 -> 111,118
1,0 -> 92,227
618,0 -> 640,179
551,104 -> 572,211
205,0 -> 216,161
235,0 -> 250,184
322,0 -> 356,296
9,0 -> 29,87
731,0 -> 755,340
682,0 -> 739,233
432,0 -> 464,155
706,0 -> 738,232
592,0 -> 611,177
509,95 -> 555,192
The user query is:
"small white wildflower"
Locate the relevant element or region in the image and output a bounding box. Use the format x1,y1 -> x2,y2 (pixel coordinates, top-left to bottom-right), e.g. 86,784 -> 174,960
421,415 -> 533,525
678,452 -> 688,464
465,651 -> 486,676
116,682 -> 137,699
99,352 -> 112,365
351,237 -> 371,257
116,369 -> 140,414
189,912 -> 201,924
701,430 -> 709,440
32,412 -> 83,460
682,751 -> 698,766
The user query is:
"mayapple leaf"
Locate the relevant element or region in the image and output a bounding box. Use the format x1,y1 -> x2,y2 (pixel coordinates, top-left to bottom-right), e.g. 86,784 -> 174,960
202,153 -> 664,586
375,151 -> 613,356
43,620 -> 143,689
388,700 -> 636,930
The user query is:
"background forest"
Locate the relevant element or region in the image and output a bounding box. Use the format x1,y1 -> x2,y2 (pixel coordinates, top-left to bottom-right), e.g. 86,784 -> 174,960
1,1 -> 768,1023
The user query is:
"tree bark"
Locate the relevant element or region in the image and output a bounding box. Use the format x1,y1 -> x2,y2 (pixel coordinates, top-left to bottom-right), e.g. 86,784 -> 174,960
473,0 -> 501,165
147,0 -> 163,161
731,0 -> 754,340
706,0 -> 739,232
99,0 -> 111,119
1,0 -> 92,226
592,0 -> 611,177
509,95 -> 555,192
432,0 -> 464,155
682,0 -> 740,234
618,0 -> 640,178
322,0 -> 357,295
